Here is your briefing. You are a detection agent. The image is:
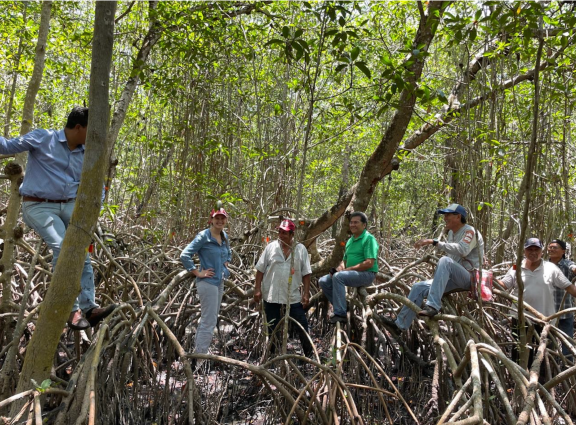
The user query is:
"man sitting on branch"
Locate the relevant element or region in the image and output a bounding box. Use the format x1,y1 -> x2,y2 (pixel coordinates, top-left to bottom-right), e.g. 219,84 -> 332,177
384,204 -> 484,333
319,212 -> 379,324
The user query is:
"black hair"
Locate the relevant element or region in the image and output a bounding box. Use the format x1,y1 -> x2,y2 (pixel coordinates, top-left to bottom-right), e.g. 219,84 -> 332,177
550,239 -> 567,259
220,230 -> 228,247
350,211 -> 368,224
65,106 -> 89,129
551,239 -> 567,250
460,215 -> 466,224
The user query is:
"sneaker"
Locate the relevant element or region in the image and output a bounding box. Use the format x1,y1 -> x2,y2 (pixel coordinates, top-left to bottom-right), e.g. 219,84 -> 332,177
329,314 -> 347,324
418,305 -> 439,318
379,316 -> 401,335
86,304 -> 118,327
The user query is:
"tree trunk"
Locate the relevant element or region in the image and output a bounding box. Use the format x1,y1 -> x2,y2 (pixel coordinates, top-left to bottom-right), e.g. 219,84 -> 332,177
562,90 -> 572,237
0,0 -> 52,313
105,1 -> 161,197
308,1 -> 450,271
12,2 -> 117,416
2,2 -> 28,138
515,22 -> 544,369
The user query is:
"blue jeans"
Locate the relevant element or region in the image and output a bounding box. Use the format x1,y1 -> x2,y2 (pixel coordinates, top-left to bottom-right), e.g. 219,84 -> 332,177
558,315 -> 574,359
395,257 -> 471,330
319,270 -> 375,316
195,280 -> 224,354
22,201 -> 97,313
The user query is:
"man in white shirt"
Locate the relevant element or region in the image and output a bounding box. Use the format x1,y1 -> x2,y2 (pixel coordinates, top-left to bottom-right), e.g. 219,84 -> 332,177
500,238 -> 576,366
254,219 -> 313,357
500,238 -> 576,316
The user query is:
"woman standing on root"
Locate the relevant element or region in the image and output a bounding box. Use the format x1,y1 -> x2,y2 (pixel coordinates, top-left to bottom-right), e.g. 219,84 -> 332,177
180,208 -> 231,355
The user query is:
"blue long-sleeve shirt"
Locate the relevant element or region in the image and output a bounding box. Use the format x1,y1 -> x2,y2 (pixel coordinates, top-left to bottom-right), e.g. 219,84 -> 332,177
180,228 -> 232,286
0,129 -> 84,200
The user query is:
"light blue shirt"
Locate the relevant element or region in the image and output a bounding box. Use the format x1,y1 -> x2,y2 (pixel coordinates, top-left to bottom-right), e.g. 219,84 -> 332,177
180,228 -> 232,286
0,129 -> 84,200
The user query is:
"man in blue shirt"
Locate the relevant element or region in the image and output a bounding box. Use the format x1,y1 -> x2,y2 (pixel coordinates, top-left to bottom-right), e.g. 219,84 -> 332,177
0,107 -> 116,330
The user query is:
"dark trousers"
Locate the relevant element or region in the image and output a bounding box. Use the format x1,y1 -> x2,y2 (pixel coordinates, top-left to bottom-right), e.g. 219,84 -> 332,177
263,301 -> 313,357
511,318 -> 544,373
558,315 -> 575,360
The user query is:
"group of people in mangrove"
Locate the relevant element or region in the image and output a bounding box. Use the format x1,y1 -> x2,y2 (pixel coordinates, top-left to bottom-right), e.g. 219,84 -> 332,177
2,107 -> 575,370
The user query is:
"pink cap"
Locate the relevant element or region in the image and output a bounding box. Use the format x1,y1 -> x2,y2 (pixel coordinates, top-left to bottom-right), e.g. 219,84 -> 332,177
210,208 -> 229,218
277,219 -> 295,232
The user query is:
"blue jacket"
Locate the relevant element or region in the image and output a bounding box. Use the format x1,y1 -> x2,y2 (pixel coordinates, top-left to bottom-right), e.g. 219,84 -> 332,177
180,228 -> 232,286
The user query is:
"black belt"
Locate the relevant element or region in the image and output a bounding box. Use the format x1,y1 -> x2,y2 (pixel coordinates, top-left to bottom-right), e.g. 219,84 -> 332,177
23,196 -> 76,203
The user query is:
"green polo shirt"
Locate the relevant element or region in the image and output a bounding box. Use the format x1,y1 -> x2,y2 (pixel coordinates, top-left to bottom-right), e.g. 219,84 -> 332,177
343,229 -> 379,272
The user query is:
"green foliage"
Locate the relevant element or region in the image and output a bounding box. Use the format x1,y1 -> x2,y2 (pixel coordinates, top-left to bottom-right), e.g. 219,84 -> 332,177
31,378 -> 53,393
2,0 -> 576,245
101,203 -> 119,221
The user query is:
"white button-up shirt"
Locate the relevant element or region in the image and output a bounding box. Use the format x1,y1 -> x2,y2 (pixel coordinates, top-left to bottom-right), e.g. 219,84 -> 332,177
255,240 -> 312,304
500,260 -> 571,317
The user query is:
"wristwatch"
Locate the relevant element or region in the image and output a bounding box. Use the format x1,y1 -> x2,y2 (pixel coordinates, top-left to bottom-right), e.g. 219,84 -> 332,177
432,239 -> 438,246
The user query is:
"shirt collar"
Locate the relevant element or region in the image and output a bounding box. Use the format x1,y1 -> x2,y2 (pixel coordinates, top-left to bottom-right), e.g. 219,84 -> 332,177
352,229 -> 367,241
522,259 -> 544,271
206,228 -> 223,242
58,129 -> 85,152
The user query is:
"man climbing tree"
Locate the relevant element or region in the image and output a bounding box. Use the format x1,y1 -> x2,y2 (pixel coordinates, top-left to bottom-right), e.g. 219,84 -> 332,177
0,107 -> 117,330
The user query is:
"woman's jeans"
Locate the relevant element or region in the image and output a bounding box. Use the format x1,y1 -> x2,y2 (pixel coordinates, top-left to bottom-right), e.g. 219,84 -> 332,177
195,280 -> 224,354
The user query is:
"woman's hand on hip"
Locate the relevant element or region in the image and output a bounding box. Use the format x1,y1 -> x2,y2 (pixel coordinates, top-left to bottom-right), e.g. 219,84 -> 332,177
195,268 -> 215,278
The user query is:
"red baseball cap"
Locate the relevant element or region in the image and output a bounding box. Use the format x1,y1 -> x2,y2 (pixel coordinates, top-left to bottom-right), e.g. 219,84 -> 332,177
277,219 -> 295,232
210,208 -> 229,218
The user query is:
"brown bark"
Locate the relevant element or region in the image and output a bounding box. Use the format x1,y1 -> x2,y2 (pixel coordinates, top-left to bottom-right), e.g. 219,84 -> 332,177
562,90 -> 572,235
308,1 -> 451,271
515,25 -> 545,368
386,34 -> 574,176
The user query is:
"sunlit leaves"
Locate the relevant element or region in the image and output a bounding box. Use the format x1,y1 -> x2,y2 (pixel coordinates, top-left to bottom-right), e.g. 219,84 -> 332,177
354,61 -> 371,79
265,25 -> 310,63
